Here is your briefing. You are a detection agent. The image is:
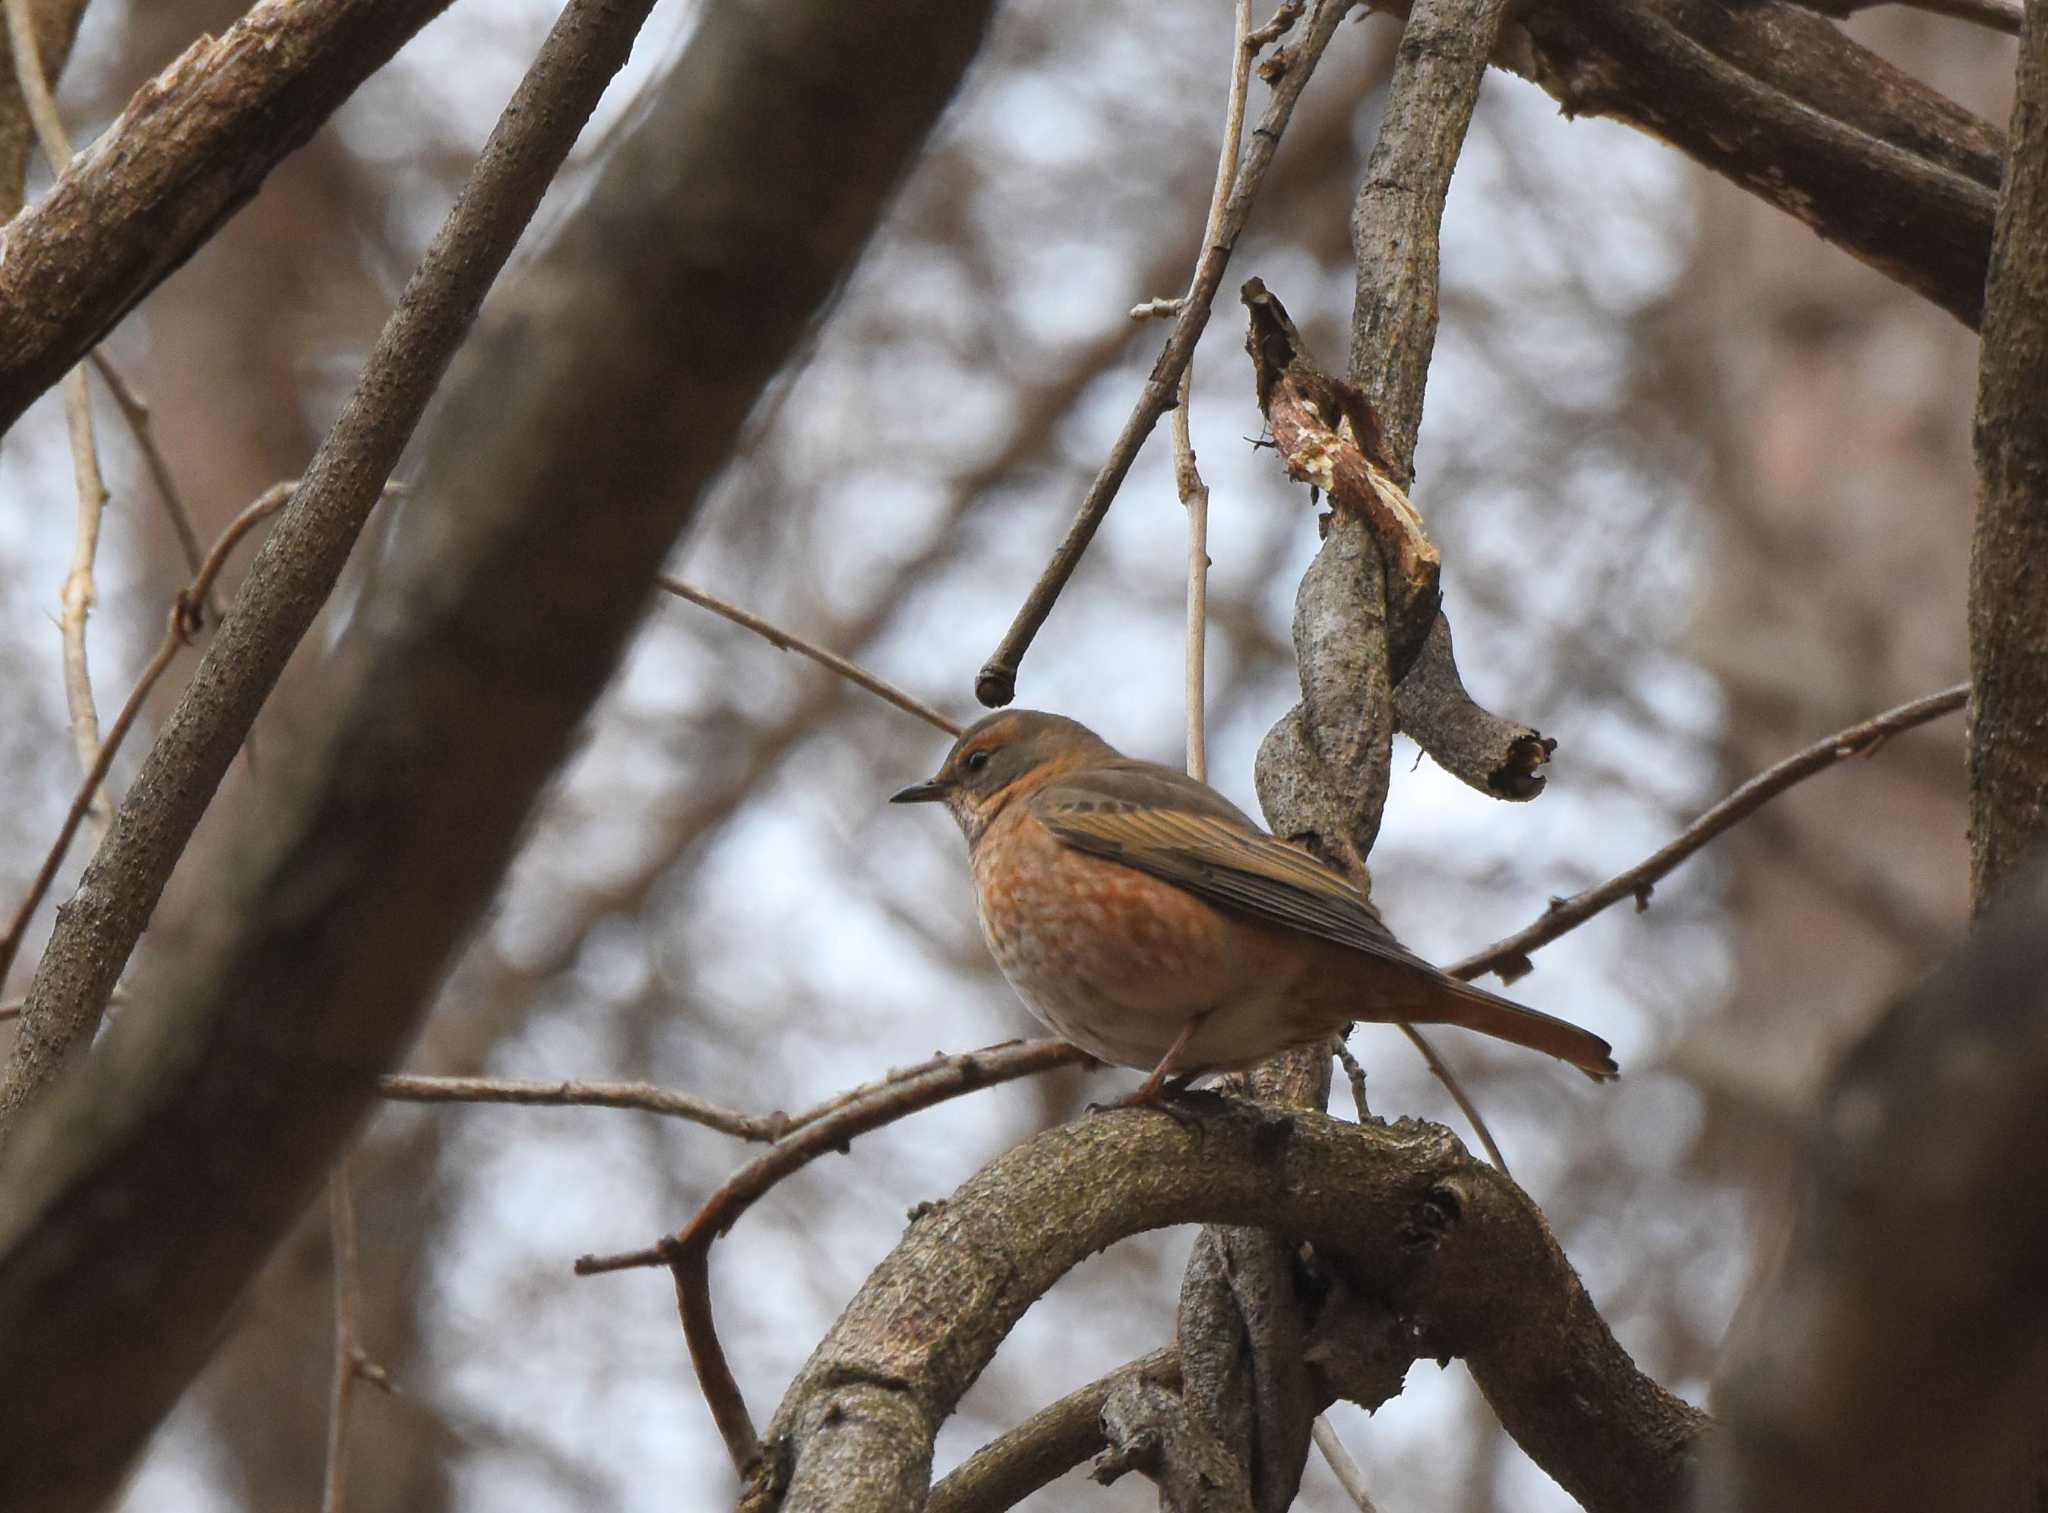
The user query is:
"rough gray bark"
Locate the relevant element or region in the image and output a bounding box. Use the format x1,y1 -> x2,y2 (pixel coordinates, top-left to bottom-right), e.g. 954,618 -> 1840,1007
755,1104 -> 1703,1513
0,1 -> 995,1507
0,0 -> 462,441
1969,0 -> 2048,903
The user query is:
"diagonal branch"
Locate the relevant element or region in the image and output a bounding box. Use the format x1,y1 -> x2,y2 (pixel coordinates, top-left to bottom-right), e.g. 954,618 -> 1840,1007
1451,682 -> 1967,985
0,0 -> 646,1133
0,2 -> 998,1507
0,0 -> 462,441
974,0 -> 1351,709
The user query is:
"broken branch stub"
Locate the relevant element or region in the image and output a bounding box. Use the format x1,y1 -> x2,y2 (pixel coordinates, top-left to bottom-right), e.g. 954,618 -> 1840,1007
1244,277 -> 1442,681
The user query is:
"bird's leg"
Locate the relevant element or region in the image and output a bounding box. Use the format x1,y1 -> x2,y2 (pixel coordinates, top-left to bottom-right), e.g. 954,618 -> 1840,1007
1115,1011 -> 1212,1108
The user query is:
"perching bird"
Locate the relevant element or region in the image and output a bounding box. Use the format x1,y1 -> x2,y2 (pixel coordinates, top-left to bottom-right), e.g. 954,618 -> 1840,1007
892,709 -> 1615,1101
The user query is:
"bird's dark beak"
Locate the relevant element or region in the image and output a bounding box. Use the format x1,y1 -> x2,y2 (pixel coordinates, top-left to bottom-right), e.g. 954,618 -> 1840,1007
890,777 -> 949,804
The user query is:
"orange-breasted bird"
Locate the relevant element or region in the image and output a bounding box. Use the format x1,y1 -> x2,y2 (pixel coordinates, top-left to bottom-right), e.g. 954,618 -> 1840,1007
892,710 -> 1616,1101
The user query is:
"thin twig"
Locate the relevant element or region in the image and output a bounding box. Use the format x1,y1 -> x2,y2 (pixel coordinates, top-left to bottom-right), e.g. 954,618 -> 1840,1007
3,0 -> 73,169
1313,1416 -> 1385,1513
321,1160 -> 361,1513
1333,1039 -> 1370,1119
87,353 -> 212,580
973,0 -> 1351,709
1398,1023 -> 1509,1175
57,366 -> 111,839
379,1073 -> 788,1141
574,1039 -> 1086,1474
1174,0 -> 1254,779
0,482 -> 308,991
1449,683 -> 1969,986
657,576 -> 959,736
7,2 -> 115,842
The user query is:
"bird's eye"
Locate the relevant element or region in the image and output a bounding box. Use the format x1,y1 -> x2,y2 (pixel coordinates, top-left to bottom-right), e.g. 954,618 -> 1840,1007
963,749 -> 992,774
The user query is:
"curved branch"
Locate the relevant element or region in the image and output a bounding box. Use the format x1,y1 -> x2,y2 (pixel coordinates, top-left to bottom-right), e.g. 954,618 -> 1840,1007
1518,0 -> 2001,327
752,1102 -> 1703,1513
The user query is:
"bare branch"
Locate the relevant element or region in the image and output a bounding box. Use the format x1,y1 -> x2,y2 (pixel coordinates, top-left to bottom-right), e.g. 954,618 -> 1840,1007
87,354 -> 212,583
0,0 -> 463,440
1969,1 -> 2048,904
379,1073 -> 786,1141
657,577 -> 959,736
1397,1024 -> 1509,1176
0,0 -> 654,1130
320,1155 -> 390,1513
55,365 -> 109,840
0,481 -> 304,993
1312,1417 -> 1385,1513
1392,611 -> 1553,800
1174,0 -> 1256,779
1094,1375 -> 1254,1512
974,0 -> 1352,709
928,1349 -> 1183,1513
573,1040 -> 1087,1476
1450,683 -> 1967,986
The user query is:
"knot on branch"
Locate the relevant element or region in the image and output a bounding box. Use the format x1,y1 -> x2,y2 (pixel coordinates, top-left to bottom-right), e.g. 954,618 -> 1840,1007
1094,1376 -> 1256,1512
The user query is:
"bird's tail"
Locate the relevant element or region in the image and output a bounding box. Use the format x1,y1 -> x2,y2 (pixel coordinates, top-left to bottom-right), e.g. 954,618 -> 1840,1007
1413,976 -> 1618,1081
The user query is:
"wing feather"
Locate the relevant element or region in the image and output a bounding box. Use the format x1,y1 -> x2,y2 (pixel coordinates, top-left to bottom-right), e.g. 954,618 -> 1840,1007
1031,764 -> 1428,970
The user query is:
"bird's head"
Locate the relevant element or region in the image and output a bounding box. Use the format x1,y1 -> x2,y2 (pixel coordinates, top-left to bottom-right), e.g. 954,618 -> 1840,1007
891,709 -> 1115,842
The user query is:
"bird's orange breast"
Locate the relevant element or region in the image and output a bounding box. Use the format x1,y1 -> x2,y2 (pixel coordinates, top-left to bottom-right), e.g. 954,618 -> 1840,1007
967,802 -> 1346,1070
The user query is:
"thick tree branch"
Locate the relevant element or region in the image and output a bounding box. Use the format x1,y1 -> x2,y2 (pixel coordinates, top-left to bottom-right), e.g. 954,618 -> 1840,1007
1392,611 -> 1553,800
750,1102 -> 1703,1513
0,2 -> 996,1508
1520,0 -> 2002,327
1094,1375 -> 1255,1513
0,0 -> 462,441
0,1 -> 640,1132
1368,0 -> 2003,327
1699,859 -> 2048,1513
1205,10 -> 1517,1507
1968,0 -> 2048,905
1766,0 -> 2021,36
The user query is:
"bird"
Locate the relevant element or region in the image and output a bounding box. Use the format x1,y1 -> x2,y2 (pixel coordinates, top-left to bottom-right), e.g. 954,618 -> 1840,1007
892,709 -> 1615,1102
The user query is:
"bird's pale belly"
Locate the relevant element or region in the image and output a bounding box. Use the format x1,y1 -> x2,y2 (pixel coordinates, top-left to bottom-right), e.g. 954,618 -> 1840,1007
970,809 -> 1346,1072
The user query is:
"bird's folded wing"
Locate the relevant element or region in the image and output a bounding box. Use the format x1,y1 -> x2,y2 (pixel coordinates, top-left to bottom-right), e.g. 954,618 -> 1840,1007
1031,767 -> 1428,970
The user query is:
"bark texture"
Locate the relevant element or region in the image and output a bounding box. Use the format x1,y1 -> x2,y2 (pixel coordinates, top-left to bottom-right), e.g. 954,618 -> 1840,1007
1969,0 -> 2048,902
0,1 -> 994,1508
